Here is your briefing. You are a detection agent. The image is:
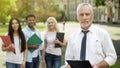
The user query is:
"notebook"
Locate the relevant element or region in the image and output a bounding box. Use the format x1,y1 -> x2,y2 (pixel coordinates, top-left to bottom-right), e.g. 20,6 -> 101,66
0,36 -> 12,47
0,36 -> 15,52
55,32 -> 65,48
27,34 -> 43,52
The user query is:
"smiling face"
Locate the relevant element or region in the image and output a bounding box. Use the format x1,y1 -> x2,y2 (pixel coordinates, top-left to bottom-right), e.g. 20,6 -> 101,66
11,19 -> 19,31
46,17 -> 59,32
77,5 -> 93,30
47,19 -> 55,31
26,17 -> 35,28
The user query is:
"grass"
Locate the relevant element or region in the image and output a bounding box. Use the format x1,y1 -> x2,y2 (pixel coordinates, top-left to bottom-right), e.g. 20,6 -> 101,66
0,23 -> 45,35
0,25 -> 8,35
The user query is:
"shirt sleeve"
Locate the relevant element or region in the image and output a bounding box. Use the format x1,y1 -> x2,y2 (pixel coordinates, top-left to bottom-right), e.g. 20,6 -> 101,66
102,30 -> 117,66
38,31 -> 43,50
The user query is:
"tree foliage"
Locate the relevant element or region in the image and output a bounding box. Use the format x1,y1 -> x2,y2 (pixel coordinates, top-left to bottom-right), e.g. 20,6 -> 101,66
95,0 -> 105,7
12,0 -> 34,18
12,0 -> 62,22
0,0 -> 63,24
34,0 -> 62,22
119,0 -> 120,7
0,0 -> 16,24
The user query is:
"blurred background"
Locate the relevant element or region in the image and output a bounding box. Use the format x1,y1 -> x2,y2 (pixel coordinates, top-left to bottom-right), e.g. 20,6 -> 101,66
0,0 -> 120,68
0,0 -> 120,25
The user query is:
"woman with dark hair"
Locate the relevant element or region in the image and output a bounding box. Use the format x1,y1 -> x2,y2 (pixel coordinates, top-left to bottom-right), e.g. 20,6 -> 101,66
1,18 -> 28,68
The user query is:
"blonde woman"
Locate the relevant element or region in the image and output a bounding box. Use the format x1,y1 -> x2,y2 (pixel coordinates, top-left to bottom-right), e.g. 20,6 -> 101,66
43,17 -> 66,68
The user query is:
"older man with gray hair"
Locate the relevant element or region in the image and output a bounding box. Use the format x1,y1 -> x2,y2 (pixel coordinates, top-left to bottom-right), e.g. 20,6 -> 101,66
65,3 -> 117,68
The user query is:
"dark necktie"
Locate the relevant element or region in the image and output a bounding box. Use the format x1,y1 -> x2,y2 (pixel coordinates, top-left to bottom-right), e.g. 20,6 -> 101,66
80,30 -> 89,60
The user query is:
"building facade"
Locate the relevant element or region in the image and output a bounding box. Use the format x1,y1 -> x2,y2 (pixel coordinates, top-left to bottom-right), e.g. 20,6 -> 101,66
54,0 -> 120,23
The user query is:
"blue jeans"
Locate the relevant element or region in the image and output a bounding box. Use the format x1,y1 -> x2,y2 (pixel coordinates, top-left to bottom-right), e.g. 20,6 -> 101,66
26,55 -> 40,68
6,62 -> 21,68
45,53 -> 61,68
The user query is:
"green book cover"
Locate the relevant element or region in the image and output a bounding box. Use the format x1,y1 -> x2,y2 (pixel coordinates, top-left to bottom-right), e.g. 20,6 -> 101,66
27,34 -> 43,52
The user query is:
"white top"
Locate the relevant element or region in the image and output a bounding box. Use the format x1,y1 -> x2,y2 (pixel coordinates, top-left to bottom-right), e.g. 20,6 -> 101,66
6,36 -> 24,64
0,38 -> 2,46
65,24 -> 117,66
44,32 -> 61,56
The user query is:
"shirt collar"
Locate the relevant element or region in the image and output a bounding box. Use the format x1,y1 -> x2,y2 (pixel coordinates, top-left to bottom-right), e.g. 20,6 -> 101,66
79,24 -> 94,34
25,25 -> 36,31
88,24 -> 94,33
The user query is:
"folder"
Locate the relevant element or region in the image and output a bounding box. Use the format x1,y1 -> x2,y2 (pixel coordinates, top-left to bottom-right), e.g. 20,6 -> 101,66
55,32 -> 65,48
66,60 -> 92,68
27,34 -> 43,52
0,36 -> 15,52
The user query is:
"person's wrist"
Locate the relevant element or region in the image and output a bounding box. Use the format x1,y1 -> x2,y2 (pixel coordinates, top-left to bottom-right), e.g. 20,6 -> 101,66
67,64 -> 71,68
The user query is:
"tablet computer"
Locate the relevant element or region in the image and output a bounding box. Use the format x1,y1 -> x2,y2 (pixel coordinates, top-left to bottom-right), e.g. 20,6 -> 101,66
66,60 -> 92,68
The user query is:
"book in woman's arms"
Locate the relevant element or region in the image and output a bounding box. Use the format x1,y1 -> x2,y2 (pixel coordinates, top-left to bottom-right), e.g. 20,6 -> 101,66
55,32 -> 65,48
0,36 -> 15,52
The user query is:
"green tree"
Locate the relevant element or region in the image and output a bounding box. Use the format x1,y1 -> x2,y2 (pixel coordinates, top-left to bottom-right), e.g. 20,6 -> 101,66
13,0 -> 62,22
0,0 -> 16,25
34,0 -> 62,22
95,0 -> 105,7
12,0 -> 34,18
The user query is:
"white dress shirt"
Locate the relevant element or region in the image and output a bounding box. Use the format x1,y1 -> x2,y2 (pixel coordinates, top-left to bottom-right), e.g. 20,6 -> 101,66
65,24 -> 117,66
